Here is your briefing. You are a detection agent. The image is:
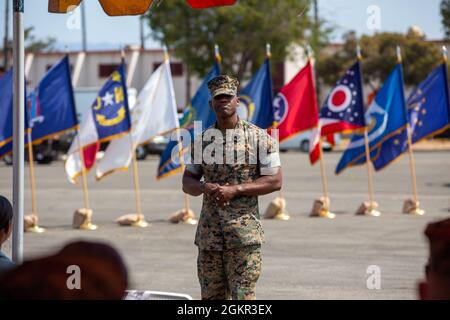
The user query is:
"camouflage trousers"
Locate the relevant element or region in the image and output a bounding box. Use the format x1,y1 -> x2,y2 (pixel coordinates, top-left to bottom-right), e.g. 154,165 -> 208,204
197,244 -> 262,300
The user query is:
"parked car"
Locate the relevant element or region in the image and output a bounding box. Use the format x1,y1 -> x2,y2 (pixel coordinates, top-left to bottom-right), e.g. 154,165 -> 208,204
279,131 -> 340,153
135,135 -> 170,160
2,139 -> 57,165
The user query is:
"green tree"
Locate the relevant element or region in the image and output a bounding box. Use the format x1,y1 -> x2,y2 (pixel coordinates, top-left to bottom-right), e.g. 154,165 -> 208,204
441,0 -> 450,39
1,26 -> 56,70
316,30 -> 442,90
24,26 -> 56,53
144,0 -> 321,81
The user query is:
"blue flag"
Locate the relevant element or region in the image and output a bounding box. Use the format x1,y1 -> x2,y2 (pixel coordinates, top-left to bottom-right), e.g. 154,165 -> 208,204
0,69 -> 30,158
336,64 -> 408,174
179,62 -> 221,129
320,61 -> 366,135
409,64 -> 450,142
369,63 -> 450,167
92,63 -> 131,142
28,56 -> 78,143
239,59 -> 274,129
157,62 -> 220,179
0,70 -> 14,154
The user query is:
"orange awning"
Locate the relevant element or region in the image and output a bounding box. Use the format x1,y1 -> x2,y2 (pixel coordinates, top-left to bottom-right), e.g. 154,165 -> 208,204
48,0 -> 237,16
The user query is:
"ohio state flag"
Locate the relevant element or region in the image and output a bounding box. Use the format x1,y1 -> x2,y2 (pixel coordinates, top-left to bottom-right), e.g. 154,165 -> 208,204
273,61 -> 320,164
320,61 -> 365,136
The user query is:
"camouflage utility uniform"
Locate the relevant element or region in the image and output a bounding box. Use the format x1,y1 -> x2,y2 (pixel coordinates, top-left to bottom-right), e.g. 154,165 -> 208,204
186,119 -> 281,300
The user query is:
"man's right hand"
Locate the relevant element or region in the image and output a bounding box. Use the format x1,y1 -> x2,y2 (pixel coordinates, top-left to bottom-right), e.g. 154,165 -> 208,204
203,183 -> 220,197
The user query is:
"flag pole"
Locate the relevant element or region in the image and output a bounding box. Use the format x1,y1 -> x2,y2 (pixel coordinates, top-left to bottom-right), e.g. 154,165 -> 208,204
65,47 -> 96,231
77,137 -> 90,211
25,131 -> 45,232
442,46 -> 450,214
27,134 -> 37,217
266,43 -> 278,201
75,133 -> 97,230
356,45 -> 380,217
397,46 -> 424,215
121,48 -> 148,227
12,0 -> 24,264
266,43 -> 280,206
174,125 -> 194,223
307,45 -> 335,219
317,137 -> 331,208
174,44 -> 194,224
263,43 -> 289,220
129,136 -> 148,227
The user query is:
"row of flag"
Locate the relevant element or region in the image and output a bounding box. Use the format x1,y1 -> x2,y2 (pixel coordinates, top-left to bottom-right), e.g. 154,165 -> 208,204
157,51 -> 450,180
1,48 -> 449,185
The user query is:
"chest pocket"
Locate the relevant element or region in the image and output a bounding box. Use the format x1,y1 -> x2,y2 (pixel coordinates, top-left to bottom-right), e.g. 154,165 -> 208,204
201,126 -> 260,184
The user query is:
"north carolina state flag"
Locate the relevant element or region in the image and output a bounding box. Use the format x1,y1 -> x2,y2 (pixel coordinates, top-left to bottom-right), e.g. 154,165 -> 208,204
273,61 -> 320,164
186,0 -> 237,8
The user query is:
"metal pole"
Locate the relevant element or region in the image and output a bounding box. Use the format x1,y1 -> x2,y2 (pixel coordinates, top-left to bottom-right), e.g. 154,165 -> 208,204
12,0 -> 24,264
130,139 -> 143,218
3,0 -> 10,70
357,45 -> 377,214
81,0 -> 87,52
397,46 -> 419,205
317,137 -> 329,204
76,135 -> 90,211
139,17 -> 145,50
363,129 -> 374,205
26,132 -> 37,217
312,0 -> 321,103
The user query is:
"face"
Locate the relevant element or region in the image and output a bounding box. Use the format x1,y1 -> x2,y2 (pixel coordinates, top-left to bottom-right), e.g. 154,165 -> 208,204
0,221 -> 12,245
209,94 -> 240,119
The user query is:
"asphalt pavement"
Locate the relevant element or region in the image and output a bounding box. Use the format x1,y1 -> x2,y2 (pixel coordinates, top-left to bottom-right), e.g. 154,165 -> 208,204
0,150 -> 449,299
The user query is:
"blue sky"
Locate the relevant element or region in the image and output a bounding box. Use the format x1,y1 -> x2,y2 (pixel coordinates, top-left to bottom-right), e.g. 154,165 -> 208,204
0,0 -> 445,50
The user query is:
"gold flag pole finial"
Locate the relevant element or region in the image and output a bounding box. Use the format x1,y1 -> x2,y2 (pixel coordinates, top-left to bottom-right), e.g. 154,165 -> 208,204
266,43 -> 272,59
120,46 -> 126,61
163,45 -> 169,62
305,44 -> 313,61
396,46 -> 402,64
356,44 -> 362,61
214,44 -> 222,64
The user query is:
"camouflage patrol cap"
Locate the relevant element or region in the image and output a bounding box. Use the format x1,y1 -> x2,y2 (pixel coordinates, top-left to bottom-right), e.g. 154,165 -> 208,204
207,75 -> 239,98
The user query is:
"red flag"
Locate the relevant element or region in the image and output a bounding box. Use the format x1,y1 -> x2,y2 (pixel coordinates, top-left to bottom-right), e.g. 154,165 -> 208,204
83,143 -> 100,170
186,0 -> 237,8
273,61 -> 320,164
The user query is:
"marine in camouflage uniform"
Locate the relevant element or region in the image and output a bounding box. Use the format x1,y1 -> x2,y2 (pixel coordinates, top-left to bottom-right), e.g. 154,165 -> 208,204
183,75 -> 282,300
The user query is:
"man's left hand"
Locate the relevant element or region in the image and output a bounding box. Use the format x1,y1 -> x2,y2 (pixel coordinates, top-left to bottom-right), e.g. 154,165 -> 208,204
214,184 -> 239,207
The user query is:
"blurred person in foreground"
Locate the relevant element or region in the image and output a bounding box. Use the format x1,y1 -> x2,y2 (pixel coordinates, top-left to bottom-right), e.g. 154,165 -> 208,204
0,241 -> 128,299
418,217 -> 450,300
0,195 -> 15,274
